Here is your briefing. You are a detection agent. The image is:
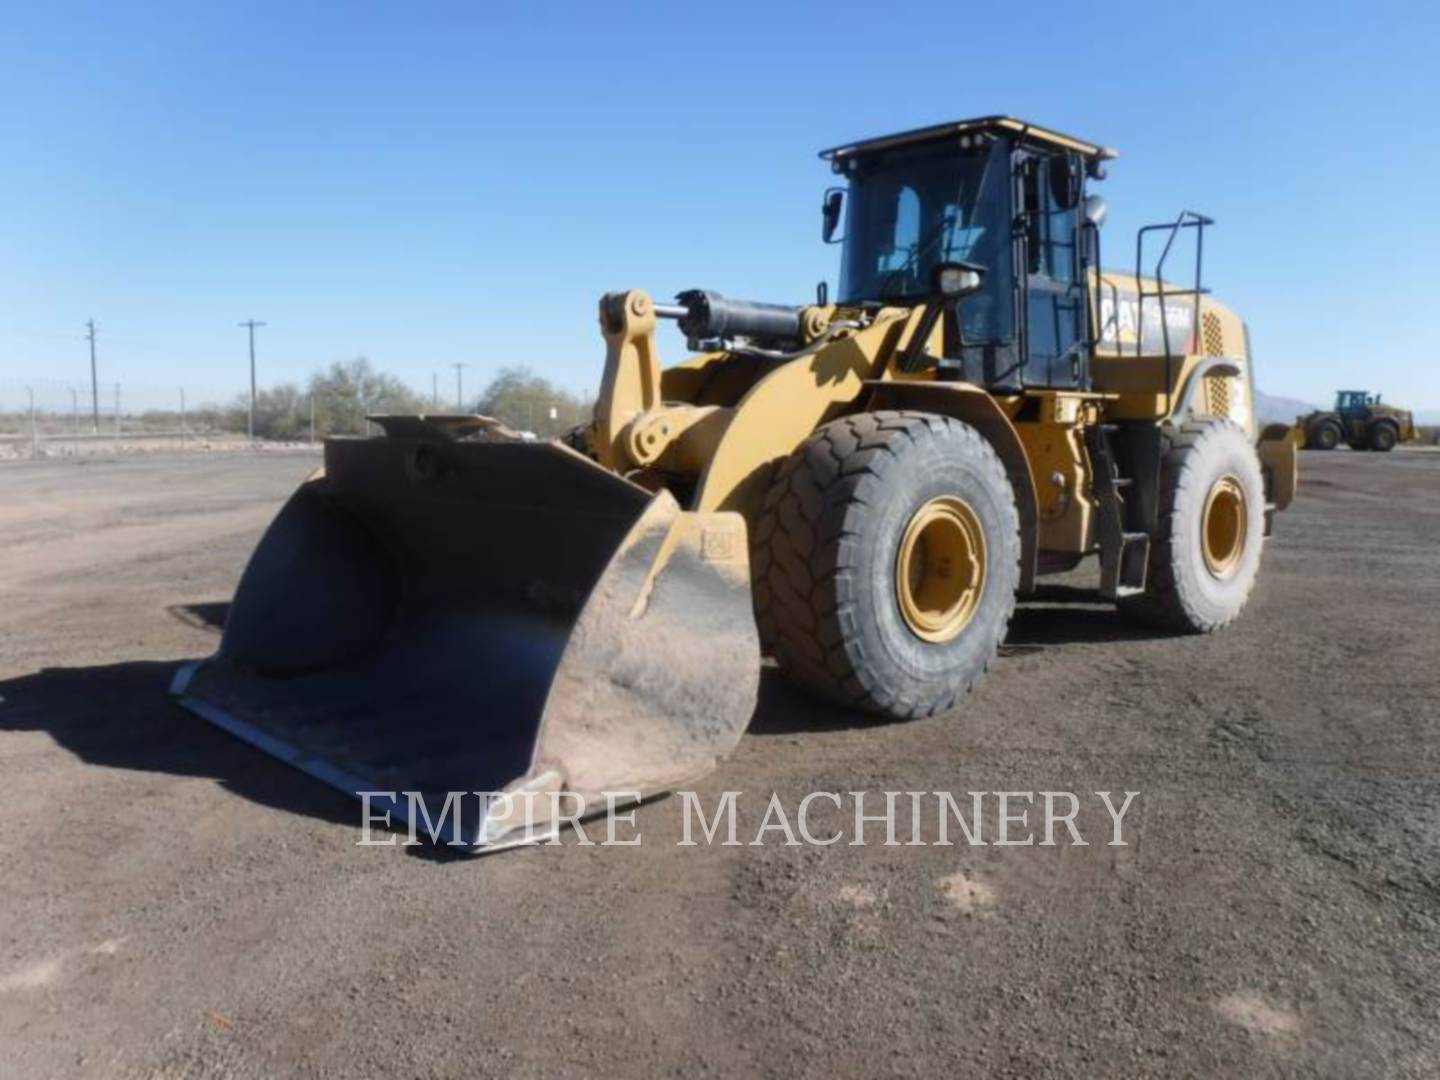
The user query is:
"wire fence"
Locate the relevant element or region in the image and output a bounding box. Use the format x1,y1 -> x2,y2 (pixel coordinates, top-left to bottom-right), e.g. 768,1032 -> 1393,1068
0,379 -> 214,449
0,378 -> 355,458
0,377 -> 594,458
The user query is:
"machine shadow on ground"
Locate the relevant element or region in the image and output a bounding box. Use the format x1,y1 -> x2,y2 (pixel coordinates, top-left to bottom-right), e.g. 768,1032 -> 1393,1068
1004,583 -> 1173,647
746,667 -> 888,736
0,586 -> 1166,844
0,659 -> 356,830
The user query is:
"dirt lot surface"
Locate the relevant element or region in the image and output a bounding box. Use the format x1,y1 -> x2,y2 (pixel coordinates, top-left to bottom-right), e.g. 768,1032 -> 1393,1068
1,448 -> 1437,1078
0,434 -> 312,460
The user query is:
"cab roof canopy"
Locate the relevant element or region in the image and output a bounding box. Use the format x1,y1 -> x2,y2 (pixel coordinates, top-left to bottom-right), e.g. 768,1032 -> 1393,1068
820,116 -> 1118,164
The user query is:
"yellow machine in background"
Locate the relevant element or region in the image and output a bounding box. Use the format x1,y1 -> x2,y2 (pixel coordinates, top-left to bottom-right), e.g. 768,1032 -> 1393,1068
1297,390 -> 1417,451
174,116 -> 1296,847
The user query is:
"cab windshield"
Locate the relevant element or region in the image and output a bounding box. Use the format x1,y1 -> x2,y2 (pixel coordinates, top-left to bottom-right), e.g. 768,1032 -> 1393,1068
838,141 -> 1010,308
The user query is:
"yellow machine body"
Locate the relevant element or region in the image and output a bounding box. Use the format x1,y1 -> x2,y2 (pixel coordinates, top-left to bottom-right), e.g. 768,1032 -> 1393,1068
591,281 -> 1294,589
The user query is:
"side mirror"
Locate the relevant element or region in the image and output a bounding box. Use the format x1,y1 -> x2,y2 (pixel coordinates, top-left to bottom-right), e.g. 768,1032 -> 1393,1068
822,188 -> 845,243
1083,194 -> 1108,228
931,261 -> 985,299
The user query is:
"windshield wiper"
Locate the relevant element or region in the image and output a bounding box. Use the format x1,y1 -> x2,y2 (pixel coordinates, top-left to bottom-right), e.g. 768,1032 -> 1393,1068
875,211 -> 956,300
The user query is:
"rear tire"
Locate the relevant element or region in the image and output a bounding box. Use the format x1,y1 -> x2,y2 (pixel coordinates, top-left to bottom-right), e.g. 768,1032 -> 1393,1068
1368,422 -> 1398,452
1119,420 -> 1266,633
752,411 -> 1019,720
1308,420 -> 1341,450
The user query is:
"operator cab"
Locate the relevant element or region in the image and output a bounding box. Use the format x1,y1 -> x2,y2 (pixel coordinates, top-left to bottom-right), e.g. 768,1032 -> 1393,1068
1336,390 -> 1377,412
820,116 -> 1116,394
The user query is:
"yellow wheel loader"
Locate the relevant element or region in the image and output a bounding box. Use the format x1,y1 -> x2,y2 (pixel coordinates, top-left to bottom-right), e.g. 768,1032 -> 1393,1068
172,116 -> 1297,848
1299,390 -> 1417,451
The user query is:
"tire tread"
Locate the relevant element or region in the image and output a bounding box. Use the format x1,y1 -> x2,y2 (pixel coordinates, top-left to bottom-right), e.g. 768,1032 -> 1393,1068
1120,419 -> 1262,633
754,410 -> 1017,719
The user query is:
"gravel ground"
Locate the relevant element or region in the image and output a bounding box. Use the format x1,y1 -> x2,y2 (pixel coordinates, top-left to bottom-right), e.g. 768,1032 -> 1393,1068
0,448 -> 1437,1078
0,435 -> 318,460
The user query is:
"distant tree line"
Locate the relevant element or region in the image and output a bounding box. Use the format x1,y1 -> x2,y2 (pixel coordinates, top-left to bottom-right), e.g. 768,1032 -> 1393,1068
224,357 -> 428,440
473,366 -> 591,439
196,359 -> 591,441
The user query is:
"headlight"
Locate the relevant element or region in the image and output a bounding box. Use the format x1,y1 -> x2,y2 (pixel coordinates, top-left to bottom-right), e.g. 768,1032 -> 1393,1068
932,262 -> 985,299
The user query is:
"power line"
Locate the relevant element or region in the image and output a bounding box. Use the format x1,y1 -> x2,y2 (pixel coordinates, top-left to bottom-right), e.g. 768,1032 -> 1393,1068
238,320 -> 266,442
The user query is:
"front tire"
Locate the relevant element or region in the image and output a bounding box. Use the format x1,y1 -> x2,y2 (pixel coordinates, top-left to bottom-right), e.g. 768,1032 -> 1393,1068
1120,420 -> 1266,633
752,411 -> 1019,719
1368,422 -> 1398,452
1308,420 -> 1341,450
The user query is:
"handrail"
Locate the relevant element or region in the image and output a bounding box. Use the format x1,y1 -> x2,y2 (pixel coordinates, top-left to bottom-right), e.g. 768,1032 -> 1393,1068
1133,210 -> 1213,359
1133,210 -> 1214,417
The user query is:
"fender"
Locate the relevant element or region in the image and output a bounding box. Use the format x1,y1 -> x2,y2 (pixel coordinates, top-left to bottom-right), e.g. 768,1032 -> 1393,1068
1257,424 -> 1298,512
1170,358 -> 1241,424
692,316 -> 908,519
863,380 -> 1039,593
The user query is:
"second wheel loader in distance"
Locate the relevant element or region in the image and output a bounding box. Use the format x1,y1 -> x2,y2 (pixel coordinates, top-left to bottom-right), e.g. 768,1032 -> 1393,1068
173,116 -> 1298,848
1299,390 -> 1416,451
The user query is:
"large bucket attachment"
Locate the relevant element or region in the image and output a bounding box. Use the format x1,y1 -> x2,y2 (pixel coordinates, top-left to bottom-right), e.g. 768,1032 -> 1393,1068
172,420 -> 760,849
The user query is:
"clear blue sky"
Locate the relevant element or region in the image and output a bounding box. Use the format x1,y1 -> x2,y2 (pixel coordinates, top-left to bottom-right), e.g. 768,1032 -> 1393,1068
2,0 -> 1437,413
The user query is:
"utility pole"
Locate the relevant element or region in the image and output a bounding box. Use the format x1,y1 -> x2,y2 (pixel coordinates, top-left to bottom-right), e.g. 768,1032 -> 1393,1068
309,393 -> 316,443
180,387 -> 187,450
238,319 -> 266,441
86,319 -> 100,432
432,371 -> 439,409
453,363 -> 466,411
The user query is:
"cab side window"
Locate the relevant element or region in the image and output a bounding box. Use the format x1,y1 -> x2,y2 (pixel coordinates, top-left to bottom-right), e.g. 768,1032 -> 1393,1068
1020,152 -> 1086,388
1023,156 -> 1078,282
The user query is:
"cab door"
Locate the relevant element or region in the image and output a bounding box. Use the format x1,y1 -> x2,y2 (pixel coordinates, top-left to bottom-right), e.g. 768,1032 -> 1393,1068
1017,154 -> 1087,388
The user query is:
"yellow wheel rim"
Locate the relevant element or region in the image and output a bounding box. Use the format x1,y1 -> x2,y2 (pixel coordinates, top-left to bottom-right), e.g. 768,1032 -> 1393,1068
1201,475 -> 1247,580
896,495 -> 987,643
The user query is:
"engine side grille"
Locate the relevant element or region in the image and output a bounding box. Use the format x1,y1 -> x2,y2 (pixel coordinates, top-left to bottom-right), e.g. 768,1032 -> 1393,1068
1201,311 -> 1226,357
